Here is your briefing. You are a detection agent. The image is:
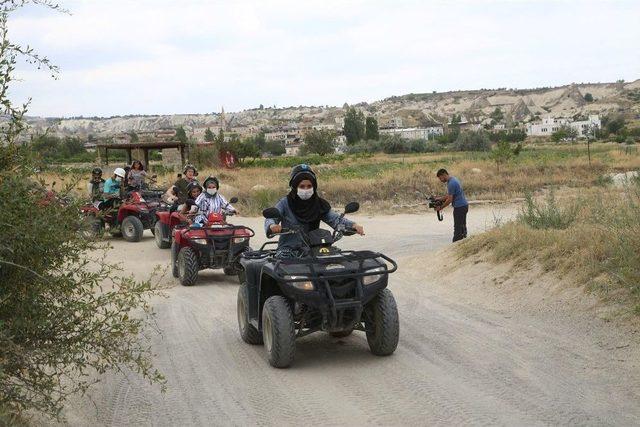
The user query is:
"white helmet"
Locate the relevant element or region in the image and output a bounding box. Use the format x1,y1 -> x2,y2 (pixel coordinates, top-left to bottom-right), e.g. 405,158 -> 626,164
114,167 -> 126,178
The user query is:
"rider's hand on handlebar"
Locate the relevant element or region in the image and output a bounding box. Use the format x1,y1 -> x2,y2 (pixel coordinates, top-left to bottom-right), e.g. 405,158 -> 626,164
269,224 -> 282,234
354,224 -> 365,235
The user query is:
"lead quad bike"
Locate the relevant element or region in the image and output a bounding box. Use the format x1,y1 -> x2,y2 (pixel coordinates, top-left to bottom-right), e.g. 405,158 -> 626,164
81,190 -> 161,242
237,202 -> 399,368
171,204 -> 255,286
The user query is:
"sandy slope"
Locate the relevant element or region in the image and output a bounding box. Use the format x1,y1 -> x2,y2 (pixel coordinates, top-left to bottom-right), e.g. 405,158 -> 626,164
58,206 -> 640,426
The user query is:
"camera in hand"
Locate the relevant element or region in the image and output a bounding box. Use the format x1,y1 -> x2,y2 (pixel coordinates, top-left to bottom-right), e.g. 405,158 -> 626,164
427,196 -> 444,221
427,196 -> 444,210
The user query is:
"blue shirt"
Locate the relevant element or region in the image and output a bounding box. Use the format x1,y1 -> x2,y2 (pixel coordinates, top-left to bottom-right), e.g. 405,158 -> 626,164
103,178 -> 121,195
264,197 -> 355,250
447,176 -> 468,208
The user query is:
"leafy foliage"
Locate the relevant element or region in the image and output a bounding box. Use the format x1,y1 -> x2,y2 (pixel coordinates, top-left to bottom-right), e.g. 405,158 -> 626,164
551,125 -> 578,142
453,130 -> 491,151
0,2 -> 163,421
365,116 -> 379,140
302,129 -> 335,155
204,127 -> 215,142
343,107 -> 365,144
29,134 -> 91,162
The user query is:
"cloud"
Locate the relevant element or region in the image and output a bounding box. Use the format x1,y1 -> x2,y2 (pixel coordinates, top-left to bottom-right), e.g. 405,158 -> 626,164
8,0 -> 640,116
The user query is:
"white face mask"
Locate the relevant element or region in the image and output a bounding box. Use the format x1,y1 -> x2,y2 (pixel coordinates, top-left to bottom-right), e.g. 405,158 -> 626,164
115,177 -> 122,182
297,188 -> 314,200
206,188 -> 217,196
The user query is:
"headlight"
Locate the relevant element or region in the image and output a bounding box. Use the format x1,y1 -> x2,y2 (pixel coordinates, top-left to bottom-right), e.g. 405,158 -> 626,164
362,266 -> 386,285
284,275 -> 314,291
233,237 -> 247,244
191,238 -> 208,245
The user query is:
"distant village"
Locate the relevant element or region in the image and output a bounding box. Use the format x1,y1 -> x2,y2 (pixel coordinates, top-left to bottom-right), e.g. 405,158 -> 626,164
82,106 -> 602,168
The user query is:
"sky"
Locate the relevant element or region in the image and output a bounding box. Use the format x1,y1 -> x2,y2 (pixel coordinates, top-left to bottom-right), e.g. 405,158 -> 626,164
9,0 -> 640,117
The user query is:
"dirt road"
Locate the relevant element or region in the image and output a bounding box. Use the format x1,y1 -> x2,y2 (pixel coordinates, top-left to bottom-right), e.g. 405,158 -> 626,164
61,205 -> 640,426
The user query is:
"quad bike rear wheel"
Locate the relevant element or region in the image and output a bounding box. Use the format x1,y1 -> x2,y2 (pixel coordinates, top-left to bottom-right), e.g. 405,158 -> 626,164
170,241 -> 179,278
121,216 -> 144,242
262,296 -> 295,368
237,283 -> 262,345
178,247 -> 199,286
364,288 -> 399,356
154,221 -> 171,249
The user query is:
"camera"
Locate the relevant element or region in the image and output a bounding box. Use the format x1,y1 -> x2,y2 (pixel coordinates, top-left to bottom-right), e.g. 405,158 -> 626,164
427,196 -> 444,210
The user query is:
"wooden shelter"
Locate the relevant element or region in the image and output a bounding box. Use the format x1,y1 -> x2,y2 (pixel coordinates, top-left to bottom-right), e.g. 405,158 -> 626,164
96,141 -> 189,170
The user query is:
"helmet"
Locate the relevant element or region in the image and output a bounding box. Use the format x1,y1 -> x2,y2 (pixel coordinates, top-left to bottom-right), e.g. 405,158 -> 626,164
183,164 -> 198,176
186,181 -> 203,197
203,176 -> 219,189
113,167 -> 126,179
289,164 -> 317,188
91,167 -> 102,176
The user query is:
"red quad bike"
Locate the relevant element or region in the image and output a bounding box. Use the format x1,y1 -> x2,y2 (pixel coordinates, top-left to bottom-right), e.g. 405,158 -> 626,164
171,204 -> 255,286
153,196 -> 227,249
81,191 -> 161,242
154,209 -> 189,249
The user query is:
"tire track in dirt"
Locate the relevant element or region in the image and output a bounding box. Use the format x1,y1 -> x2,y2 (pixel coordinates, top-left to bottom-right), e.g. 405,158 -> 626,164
62,211 -> 640,426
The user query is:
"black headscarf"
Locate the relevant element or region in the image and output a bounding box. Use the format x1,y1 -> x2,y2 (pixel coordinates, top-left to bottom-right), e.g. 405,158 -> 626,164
286,171 -> 330,230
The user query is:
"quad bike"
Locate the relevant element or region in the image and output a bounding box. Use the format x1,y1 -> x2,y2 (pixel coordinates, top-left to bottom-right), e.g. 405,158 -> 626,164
154,197 -> 240,249
237,202 -> 399,368
170,202 -> 255,286
81,191 -> 161,242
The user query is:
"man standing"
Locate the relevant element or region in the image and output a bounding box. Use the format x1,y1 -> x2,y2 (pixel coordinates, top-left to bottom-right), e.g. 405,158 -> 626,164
436,168 -> 468,242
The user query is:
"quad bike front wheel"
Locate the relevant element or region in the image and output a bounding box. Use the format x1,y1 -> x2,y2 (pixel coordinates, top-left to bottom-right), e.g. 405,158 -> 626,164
237,283 -> 262,345
154,221 -> 171,249
364,288 -> 399,356
170,241 -> 179,278
121,216 -> 144,242
178,247 -> 199,286
262,296 -> 295,368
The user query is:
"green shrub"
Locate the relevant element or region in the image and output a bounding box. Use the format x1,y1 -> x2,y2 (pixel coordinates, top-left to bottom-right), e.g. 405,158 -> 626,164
453,130 -> 491,152
518,191 -> 578,230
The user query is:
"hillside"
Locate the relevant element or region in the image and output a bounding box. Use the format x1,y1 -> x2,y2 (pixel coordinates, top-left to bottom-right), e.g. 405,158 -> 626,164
25,79 -> 640,137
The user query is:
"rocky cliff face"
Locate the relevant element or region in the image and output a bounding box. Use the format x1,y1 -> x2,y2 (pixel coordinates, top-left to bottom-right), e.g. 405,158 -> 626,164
25,80 -> 640,137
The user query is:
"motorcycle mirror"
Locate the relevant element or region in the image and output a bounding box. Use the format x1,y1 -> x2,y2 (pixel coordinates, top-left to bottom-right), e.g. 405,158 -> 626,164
344,201 -> 360,214
262,207 -> 281,220
229,197 -> 239,204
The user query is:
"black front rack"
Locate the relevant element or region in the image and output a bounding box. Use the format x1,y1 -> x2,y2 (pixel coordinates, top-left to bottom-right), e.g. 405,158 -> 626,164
243,248 -> 397,281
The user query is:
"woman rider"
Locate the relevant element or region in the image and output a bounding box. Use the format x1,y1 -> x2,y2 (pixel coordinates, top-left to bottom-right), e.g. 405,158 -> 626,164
128,160 -> 148,189
265,164 -> 364,256
193,176 -> 237,224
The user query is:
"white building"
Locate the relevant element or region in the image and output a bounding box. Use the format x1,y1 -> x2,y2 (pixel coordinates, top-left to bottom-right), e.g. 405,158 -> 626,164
379,126 -> 444,140
527,115 -> 601,138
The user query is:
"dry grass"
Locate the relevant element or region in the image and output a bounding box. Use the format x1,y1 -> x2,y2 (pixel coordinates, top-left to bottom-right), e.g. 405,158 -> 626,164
457,185 -> 640,317
42,143 -> 640,215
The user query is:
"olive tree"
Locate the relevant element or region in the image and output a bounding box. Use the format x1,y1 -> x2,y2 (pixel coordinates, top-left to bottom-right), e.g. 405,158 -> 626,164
0,1 -> 163,422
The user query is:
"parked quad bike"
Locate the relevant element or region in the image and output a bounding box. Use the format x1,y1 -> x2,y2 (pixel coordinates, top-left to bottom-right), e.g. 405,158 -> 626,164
237,201 -> 399,368
81,191 -> 161,242
170,203 -> 254,286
